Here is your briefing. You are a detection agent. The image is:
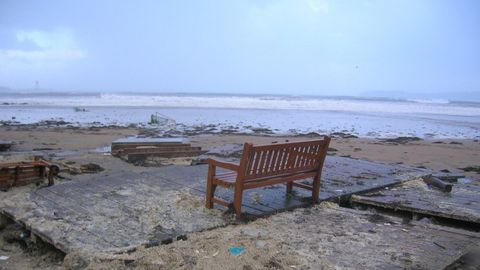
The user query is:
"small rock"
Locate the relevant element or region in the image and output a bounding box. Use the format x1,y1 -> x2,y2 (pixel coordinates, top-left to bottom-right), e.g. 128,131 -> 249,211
80,163 -> 105,173
381,137 -> 422,144
255,240 -> 268,248
241,228 -> 266,238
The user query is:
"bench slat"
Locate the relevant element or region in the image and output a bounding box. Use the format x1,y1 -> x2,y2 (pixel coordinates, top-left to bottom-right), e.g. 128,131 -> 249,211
244,171 -> 318,189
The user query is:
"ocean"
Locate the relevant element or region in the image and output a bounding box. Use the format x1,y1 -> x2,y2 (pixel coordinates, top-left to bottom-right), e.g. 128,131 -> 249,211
1,92 -> 480,139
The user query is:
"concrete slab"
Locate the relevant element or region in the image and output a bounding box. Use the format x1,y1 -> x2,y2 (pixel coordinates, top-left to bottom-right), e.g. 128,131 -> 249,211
85,205 -> 480,269
0,155 -> 426,254
351,178 -> 480,224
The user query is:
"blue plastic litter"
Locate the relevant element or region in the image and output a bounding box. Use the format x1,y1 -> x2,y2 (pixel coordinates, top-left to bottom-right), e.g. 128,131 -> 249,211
228,246 -> 245,255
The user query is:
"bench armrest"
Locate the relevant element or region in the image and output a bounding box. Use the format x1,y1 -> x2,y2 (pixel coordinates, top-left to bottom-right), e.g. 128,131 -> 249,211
206,158 -> 240,171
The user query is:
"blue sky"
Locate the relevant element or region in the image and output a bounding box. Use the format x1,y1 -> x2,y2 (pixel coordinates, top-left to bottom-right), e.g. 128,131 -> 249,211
0,0 -> 479,99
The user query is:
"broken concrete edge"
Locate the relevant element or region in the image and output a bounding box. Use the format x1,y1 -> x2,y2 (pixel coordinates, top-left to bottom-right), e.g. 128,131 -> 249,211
410,221 -> 480,269
350,195 -> 480,224
0,208 -> 69,255
333,171 -> 429,204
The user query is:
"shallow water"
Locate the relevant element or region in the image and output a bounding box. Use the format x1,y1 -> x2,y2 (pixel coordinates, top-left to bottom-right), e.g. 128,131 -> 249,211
1,93 -> 480,139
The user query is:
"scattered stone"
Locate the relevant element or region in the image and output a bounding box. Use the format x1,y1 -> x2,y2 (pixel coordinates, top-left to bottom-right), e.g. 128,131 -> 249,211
255,240 -> 268,249
327,147 -> 338,152
0,140 -> 12,151
205,144 -> 244,158
381,137 -> 422,144
458,166 -> 480,174
241,228 -> 266,239
440,169 -> 450,173
331,132 -> 358,139
73,107 -> 88,112
250,128 -> 274,135
80,163 -> 105,173
295,132 -> 323,138
264,258 -> 283,269
32,147 -> 57,151
449,141 -> 463,145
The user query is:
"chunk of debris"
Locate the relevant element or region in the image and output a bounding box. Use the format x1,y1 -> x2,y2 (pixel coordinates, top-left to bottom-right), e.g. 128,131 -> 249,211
0,157 -> 58,190
380,137 -> 422,144
459,166 -> 480,174
111,137 -> 205,166
421,175 -> 453,192
330,132 -> 358,138
0,140 -> 12,151
80,163 -> 105,173
449,141 -> 463,145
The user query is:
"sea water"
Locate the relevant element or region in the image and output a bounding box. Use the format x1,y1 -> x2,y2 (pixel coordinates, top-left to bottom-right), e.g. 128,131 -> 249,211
1,92 -> 479,139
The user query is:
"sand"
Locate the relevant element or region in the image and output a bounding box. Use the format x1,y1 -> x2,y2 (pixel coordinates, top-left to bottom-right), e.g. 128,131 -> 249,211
1,126 -> 479,177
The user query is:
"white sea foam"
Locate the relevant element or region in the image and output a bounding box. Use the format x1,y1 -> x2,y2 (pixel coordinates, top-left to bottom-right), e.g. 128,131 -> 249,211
1,93 -> 480,117
1,93 -> 480,138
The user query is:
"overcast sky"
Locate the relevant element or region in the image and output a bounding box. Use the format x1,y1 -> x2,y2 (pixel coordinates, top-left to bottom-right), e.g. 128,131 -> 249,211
0,0 -> 479,99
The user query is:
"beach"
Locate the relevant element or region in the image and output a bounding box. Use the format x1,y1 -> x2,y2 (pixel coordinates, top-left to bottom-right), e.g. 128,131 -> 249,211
1,125 -> 479,178
1,94 -> 480,269
1,125 -> 480,269
1,93 -> 480,139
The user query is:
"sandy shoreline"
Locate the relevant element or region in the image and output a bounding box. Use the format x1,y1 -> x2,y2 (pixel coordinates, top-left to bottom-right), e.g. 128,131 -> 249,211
1,125 -> 479,178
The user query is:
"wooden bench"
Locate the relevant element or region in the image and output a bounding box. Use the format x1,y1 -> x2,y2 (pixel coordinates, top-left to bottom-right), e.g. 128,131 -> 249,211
205,137 -> 331,215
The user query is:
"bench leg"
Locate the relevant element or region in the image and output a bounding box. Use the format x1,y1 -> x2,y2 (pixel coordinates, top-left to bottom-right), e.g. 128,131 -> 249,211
233,187 -> 243,216
286,182 -> 293,194
206,184 -> 217,209
47,166 -> 55,186
205,165 -> 216,209
312,175 -> 321,203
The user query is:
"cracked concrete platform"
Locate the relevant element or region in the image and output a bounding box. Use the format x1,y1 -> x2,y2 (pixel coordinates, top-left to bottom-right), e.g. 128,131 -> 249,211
0,155 -> 426,254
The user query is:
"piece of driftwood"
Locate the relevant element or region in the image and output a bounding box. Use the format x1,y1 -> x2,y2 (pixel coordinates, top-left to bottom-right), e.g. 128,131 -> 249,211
0,157 -> 59,190
422,174 -> 453,192
206,138 -> 331,215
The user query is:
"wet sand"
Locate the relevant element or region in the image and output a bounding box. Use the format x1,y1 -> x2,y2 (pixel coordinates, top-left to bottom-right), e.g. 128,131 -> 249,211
1,126 -> 479,178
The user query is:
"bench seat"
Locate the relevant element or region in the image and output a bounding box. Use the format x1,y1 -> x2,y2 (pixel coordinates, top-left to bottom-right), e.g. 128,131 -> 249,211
205,137 -> 331,215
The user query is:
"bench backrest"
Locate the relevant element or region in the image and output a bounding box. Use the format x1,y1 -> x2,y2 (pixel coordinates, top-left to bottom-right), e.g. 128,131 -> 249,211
238,137 -> 331,181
